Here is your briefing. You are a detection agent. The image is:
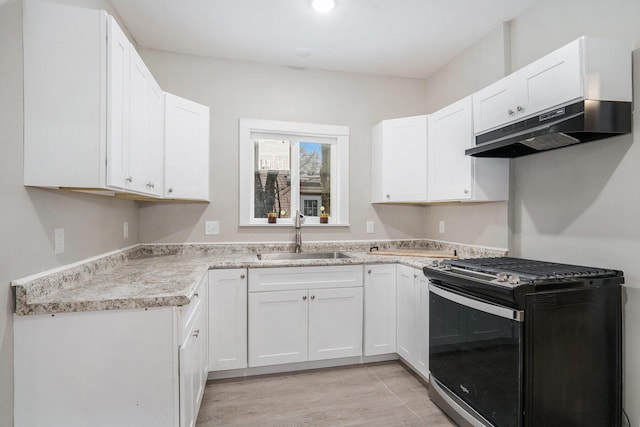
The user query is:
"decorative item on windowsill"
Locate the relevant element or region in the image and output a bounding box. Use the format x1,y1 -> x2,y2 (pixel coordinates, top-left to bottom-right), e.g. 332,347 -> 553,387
320,206 -> 329,224
267,212 -> 277,224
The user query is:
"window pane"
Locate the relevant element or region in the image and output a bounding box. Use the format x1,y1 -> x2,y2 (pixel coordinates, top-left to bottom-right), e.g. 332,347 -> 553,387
299,142 -> 330,216
254,139 -> 291,218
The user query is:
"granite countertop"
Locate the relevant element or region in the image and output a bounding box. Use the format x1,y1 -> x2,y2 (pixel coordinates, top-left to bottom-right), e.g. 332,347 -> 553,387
12,240 -> 507,316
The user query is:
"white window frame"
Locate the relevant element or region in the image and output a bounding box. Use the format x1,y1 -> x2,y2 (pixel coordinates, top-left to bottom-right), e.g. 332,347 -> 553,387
239,118 -> 349,226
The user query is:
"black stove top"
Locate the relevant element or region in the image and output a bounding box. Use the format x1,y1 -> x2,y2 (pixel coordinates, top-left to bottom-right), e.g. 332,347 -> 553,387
447,257 -> 621,282
424,256 -> 624,308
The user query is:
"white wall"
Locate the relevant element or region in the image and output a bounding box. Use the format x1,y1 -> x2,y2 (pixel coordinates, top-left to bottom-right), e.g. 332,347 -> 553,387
421,0 -> 640,423
0,2 -> 140,426
138,49 -> 429,244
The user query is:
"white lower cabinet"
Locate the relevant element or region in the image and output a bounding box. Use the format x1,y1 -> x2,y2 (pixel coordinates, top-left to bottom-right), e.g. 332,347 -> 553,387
248,266 -> 363,367
364,264 -> 397,356
249,290 -> 309,366
396,264 -> 429,378
14,273 -> 209,427
208,269 -> 248,371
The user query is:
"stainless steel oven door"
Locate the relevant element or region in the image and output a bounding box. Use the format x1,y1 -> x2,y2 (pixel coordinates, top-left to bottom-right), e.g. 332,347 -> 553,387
429,283 -> 524,427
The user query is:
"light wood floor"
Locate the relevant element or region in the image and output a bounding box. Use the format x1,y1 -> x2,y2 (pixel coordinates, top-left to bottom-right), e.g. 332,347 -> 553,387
196,361 -> 456,426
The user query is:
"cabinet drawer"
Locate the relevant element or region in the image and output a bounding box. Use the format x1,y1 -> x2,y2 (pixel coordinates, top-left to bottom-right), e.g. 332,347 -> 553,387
248,265 -> 363,292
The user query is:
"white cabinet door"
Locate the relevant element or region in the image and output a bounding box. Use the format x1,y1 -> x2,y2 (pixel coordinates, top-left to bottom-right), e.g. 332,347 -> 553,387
364,264 -> 397,356
105,15 -> 130,190
164,92 -> 210,201
428,96 -> 474,201
308,287 -> 363,361
146,78 -> 165,196
127,48 -> 151,194
180,315 -> 198,427
472,76 -> 518,135
209,269 -> 247,371
396,264 -> 415,362
515,38 -> 583,120
371,115 -> 428,203
249,290 -> 309,367
414,273 -> 429,378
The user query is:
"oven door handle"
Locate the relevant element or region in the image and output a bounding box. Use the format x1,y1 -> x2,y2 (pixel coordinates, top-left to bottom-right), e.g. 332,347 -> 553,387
430,284 -> 524,322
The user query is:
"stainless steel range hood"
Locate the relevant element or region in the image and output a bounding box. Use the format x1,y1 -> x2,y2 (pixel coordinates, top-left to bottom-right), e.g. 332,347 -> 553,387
466,100 -> 632,158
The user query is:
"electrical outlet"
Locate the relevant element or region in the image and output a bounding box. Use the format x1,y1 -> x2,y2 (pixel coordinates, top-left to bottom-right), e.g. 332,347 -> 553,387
205,221 -> 220,235
366,221 -> 375,234
123,221 -> 129,239
439,220 -> 445,234
54,228 -> 65,254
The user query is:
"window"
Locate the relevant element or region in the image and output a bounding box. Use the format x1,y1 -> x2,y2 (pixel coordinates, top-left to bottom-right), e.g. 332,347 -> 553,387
239,119 -> 349,226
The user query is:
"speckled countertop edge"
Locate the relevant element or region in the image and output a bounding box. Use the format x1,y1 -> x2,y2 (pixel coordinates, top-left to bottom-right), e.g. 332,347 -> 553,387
12,239 -> 508,316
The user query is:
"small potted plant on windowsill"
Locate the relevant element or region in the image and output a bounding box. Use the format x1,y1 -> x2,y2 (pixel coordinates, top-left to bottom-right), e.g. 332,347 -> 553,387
320,206 -> 329,224
267,212 -> 277,224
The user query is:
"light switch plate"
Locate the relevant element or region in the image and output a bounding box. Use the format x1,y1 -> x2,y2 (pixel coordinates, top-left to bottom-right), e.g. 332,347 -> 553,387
54,228 -> 64,254
205,221 -> 220,235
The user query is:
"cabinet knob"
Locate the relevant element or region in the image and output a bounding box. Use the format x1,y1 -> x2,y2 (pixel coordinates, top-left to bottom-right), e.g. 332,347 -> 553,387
303,295 -> 307,300
194,292 -> 199,298
517,105 -> 524,112
311,295 -> 315,300
414,274 -> 418,279
367,269 -> 372,274
167,188 -> 173,194
386,194 -> 390,199
464,189 -> 469,194
192,329 -> 200,338
507,109 -> 515,116
240,274 -> 246,279
125,176 -> 133,183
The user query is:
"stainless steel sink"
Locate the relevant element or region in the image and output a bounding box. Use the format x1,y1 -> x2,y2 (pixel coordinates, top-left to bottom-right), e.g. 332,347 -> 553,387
257,252 -> 352,261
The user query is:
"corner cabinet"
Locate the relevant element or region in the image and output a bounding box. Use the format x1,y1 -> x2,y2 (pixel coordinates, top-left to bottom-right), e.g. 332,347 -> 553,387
248,266 -> 364,367
164,93 -> 210,201
428,97 -> 508,202
396,264 -> 429,379
23,1 -> 210,202
371,115 -> 428,203
473,36 -> 632,134
14,275 -> 209,427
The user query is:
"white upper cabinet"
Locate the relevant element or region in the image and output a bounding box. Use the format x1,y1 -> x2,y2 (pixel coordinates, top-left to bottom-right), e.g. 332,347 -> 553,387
164,93 -> 210,201
23,2 -> 208,202
473,36 -> 632,135
371,115 -> 428,203
428,97 -> 508,202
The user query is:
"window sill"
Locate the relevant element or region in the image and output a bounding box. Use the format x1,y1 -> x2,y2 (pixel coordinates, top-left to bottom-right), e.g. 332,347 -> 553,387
239,223 -> 350,228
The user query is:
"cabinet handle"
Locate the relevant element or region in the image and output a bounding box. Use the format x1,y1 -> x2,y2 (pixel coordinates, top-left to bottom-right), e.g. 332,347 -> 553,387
192,329 -> 200,338
167,188 -> 173,194
517,105 -> 524,112
240,274 -> 246,279
311,295 -> 315,300
507,109 -> 515,116
303,295 -> 307,300
125,176 -> 133,183
194,292 -> 199,298
367,269 -> 372,274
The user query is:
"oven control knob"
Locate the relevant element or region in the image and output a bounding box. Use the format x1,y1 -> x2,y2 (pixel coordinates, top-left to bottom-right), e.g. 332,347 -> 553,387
509,275 -> 521,285
497,272 -> 508,282
431,260 -> 440,268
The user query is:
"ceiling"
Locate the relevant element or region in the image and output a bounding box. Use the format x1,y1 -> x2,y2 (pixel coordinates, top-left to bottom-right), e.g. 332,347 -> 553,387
108,0 -> 537,79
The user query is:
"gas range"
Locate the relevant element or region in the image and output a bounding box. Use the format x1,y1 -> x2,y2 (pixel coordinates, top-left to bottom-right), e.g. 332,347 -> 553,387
424,256 -> 624,309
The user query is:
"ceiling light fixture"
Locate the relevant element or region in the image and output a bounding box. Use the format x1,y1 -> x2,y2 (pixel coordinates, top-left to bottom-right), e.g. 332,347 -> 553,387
311,0 -> 335,14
